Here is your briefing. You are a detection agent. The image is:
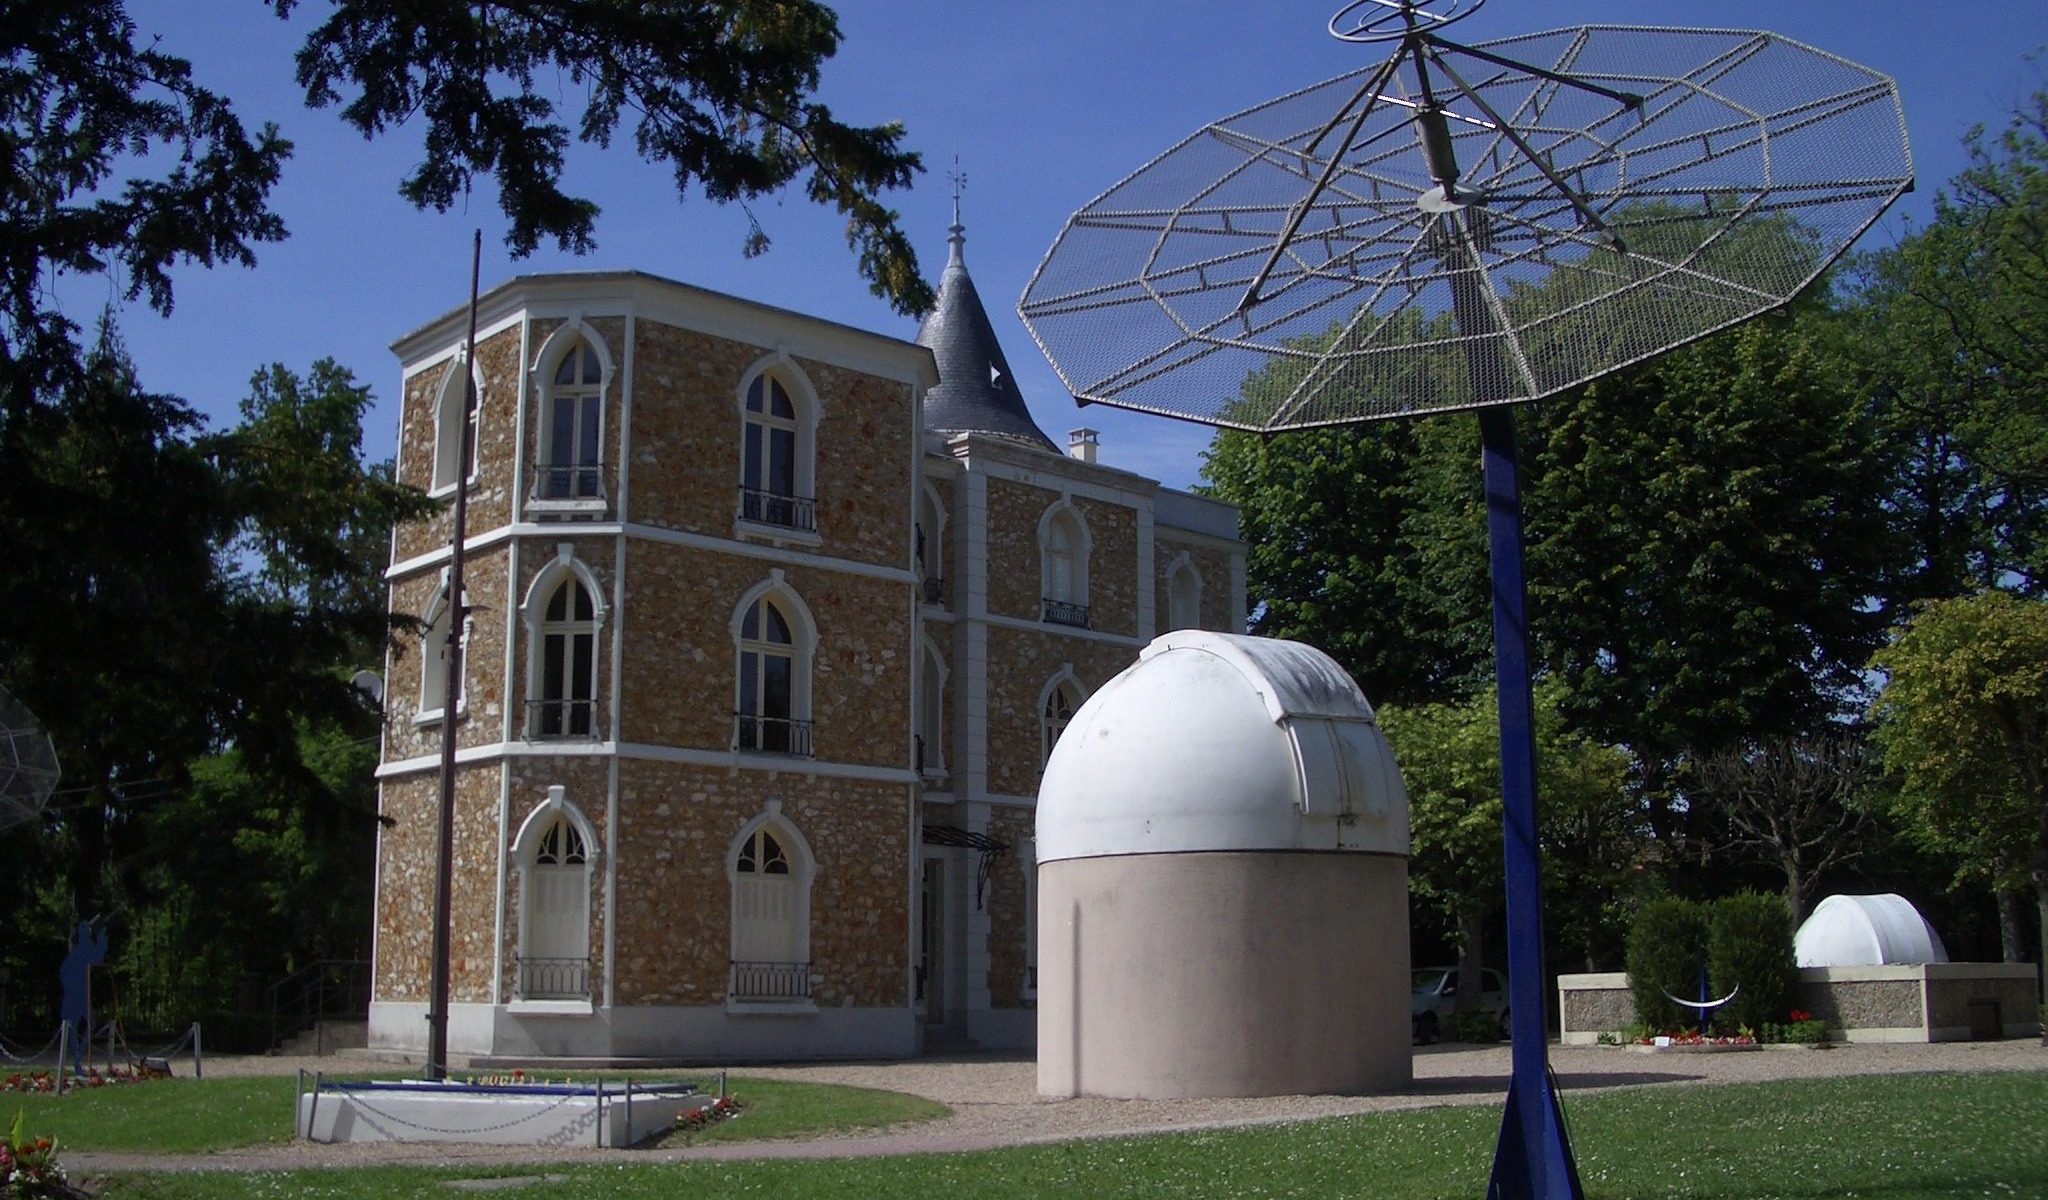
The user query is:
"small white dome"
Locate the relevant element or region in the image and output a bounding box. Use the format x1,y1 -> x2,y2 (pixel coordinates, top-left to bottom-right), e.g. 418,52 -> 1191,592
1036,631 -> 1408,863
1794,893 -> 1949,967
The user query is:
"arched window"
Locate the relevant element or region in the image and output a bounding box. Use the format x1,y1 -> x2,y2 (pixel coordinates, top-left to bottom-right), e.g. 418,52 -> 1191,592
917,483 -> 947,605
1042,679 -> 1080,769
537,338 -> 604,502
417,580 -> 466,722
430,359 -> 480,494
513,790 -> 594,1001
739,371 -> 816,532
1167,558 -> 1204,632
919,636 -> 948,778
533,576 -> 598,738
737,595 -> 803,755
728,810 -> 815,1004
1039,503 -> 1091,628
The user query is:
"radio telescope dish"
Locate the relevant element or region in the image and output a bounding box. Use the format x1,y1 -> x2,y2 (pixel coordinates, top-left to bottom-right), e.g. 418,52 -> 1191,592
1019,23 -> 1911,432
0,683 -> 60,832
1018,8 -> 1910,1198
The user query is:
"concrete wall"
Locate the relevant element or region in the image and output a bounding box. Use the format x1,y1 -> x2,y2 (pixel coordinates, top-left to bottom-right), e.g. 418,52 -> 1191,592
1038,851 -> 1410,1099
1558,964 -> 2043,1044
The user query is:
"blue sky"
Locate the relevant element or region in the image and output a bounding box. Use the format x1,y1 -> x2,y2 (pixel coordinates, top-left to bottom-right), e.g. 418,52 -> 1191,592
82,1 -> 2048,492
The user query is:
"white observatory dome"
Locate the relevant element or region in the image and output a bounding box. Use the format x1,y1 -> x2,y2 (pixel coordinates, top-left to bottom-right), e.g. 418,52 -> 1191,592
1794,893 -> 1949,967
1036,630 -> 1408,864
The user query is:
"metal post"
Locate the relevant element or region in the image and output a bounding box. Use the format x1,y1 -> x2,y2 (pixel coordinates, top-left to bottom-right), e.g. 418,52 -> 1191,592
54,1023 -> 67,1096
193,1021 -> 203,1079
427,231 -> 485,1082
1479,406 -> 1583,1200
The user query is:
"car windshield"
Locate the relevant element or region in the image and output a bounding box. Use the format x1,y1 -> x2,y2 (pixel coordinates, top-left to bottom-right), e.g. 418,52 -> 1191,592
1411,969 -> 1449,992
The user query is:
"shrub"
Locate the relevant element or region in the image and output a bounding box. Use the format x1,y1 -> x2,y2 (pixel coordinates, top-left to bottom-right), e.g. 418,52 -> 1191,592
1626,897 -> 1709,1030
1451,1009 -> 1502,1044
1707,892 -> 1796,1033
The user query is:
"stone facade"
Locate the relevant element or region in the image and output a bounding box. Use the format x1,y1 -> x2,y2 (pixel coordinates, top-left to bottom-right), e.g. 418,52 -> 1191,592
1558,966 -> 2044,1044
370,269 -> 1244,1063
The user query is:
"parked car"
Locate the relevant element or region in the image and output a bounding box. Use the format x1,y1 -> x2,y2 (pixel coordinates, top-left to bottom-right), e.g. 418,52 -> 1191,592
1411,966 -> 1509,1044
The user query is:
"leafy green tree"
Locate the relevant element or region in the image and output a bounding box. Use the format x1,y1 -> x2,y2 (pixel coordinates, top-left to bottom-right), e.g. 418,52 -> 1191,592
1529,312 -> 1902,828
1206,304 -> 1903,847
1380,683 -> 1635,998
1200,419 -> 1489,707
0,331 -> 424,921
1849,86 -> 2048,596
273,0 -> 929,312
1869,591 -> 2048,968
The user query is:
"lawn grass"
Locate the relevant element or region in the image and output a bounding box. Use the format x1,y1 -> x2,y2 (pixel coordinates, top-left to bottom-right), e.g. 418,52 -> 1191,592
82,1070 -> 2048,1200
0,1071 -> 942,1155
2,1076 -> 298,1153
653,1076 -> 946,1147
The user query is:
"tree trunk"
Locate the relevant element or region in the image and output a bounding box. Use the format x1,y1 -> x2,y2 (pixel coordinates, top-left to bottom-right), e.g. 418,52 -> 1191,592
1998,888 -> 2026,963
1782,854 -> 1806,924
1456,907 -> 1485,1014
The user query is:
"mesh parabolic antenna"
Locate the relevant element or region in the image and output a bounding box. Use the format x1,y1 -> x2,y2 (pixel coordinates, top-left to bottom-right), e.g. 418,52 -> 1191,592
1018,14 -> 1912,431
0,682 -> 60,832
1018,6 -> 1910,1198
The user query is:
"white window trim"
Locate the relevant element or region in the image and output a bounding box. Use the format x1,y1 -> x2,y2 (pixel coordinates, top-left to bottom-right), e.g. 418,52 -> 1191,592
1037,665 -> 1086,774
428,355 -> 486,499
917,480 -> 948,588
728,570 -> 819,752
519,545 -> 610,740
1037,499 -> 1092,611
918,633 -> 949,780
724,799 -> 819,1015
733,352 -> 823,544
415,571 -> 472,726
527,320 -> 615,514
508,785 -> 601,1010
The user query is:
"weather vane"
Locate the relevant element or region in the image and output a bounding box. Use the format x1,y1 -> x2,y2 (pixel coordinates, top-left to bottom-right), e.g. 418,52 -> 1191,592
947,155 -> 968,230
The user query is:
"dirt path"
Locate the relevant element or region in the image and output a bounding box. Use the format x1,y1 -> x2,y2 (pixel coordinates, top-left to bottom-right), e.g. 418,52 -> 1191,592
64,1040 -> 2048,1174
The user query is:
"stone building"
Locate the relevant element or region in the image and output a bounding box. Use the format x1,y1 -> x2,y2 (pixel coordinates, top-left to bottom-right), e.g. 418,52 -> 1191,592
368,222 -> 1246,1061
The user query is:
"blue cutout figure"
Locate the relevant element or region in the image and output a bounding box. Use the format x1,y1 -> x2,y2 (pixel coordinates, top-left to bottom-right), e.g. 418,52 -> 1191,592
60,919 -> 107,1075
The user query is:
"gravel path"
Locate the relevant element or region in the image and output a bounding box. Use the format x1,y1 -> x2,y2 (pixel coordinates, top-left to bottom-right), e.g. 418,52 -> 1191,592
64,1040 -> 2048,1175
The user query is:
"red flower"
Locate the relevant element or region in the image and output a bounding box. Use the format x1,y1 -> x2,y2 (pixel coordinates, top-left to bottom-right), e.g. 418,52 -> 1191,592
1788,1009 -> 1813,1022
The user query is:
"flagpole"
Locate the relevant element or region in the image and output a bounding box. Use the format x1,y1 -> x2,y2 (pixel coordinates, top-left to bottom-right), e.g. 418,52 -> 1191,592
426,230 -> 483,1081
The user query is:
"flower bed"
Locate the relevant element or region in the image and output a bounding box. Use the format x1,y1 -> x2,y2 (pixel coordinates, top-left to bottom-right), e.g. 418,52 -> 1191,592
2,1111 -> 73,1199
1634,1030 -> 1757,1049
674,1095 -> 743,1134
1,1065 -> 164,1094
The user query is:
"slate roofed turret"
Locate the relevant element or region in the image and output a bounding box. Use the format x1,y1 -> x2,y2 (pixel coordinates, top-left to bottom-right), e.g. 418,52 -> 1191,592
915,219 -> 1058,452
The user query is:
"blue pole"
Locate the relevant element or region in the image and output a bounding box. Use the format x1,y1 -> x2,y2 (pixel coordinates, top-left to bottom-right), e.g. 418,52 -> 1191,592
1479,406 -> 1583,1200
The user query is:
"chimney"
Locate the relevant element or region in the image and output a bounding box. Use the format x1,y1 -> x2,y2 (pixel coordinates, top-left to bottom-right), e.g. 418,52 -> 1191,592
1068,428 -> 1099,464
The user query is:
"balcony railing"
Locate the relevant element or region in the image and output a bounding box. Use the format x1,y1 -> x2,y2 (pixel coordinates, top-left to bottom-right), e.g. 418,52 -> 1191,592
730,960 -> 811,1002
517,955 -> 590,1001
735,713 -> 814,757
529,462 -> 606,505
739,487 -> 817,533
528,698 -> 599,740
1042,597 -> 1091,629
921,575 -> 947,605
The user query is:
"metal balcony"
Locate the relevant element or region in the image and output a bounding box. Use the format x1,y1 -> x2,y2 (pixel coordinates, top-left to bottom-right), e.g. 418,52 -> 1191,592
516,956 -> 590,1001
734,713 -> 814,758
528,698 -> 599,740
739,487 -> 817,533
1041,597 -> 1091,629
729,960 -> 811,1002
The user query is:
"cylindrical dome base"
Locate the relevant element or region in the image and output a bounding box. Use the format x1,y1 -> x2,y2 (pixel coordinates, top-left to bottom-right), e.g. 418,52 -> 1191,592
1037,850 -> 1411,1099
